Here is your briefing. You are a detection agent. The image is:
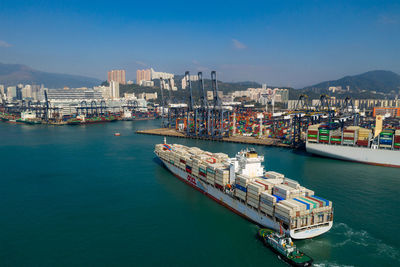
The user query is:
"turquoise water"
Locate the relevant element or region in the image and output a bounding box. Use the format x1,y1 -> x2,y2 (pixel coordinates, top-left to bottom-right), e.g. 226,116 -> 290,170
0,120 -> 399,266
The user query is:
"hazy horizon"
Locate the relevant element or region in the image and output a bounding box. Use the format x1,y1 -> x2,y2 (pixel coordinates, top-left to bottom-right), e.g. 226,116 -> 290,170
0,0 -> 399,88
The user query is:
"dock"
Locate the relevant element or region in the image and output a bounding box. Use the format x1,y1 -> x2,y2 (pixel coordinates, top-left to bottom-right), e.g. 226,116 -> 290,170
136,128 -> 291,148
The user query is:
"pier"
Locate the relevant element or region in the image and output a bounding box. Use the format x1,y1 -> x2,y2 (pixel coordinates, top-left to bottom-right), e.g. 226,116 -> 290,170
136,128 -> 291,148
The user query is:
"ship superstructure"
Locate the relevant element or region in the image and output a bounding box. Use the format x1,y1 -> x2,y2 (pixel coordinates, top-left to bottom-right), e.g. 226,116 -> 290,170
155,141 -> 333,239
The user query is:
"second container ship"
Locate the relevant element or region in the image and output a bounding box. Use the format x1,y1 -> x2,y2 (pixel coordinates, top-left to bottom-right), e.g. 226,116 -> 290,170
155,139 -> 333,239
306,120 -> 400,167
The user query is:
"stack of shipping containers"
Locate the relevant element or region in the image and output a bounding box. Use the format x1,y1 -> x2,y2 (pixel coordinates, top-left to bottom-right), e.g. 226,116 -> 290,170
395,130 -> 400,149
343,126 -> 358,145
379,129 -> 395,149
155,143 -> 333,229
357,128 -> 372,147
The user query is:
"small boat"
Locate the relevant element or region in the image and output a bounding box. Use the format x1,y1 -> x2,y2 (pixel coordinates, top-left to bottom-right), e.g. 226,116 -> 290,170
114,133 -> 121,136
258,228 -> 313,266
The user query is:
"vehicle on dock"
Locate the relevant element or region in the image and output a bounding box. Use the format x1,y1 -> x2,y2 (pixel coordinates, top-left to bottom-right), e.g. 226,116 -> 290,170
258,228 -> 313,266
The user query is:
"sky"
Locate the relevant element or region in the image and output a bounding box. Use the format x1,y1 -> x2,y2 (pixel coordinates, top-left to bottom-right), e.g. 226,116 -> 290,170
0,0 -> 399,88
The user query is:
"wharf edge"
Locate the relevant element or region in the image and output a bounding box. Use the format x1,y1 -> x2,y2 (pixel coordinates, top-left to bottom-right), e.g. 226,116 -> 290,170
137,128 -> 291,148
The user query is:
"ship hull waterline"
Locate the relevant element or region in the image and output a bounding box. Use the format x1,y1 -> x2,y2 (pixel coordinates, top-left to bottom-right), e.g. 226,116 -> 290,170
306,142 -> 400,168
157,155 -> 332,239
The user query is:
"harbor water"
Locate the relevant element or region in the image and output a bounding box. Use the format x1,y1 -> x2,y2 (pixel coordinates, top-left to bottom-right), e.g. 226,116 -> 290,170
0,120 -> 399,266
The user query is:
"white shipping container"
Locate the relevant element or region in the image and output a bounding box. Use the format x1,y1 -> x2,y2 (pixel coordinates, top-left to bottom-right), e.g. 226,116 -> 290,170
260,192 -> 277,203
235,191 -> 246,201
260,202 -> 274,212
215,180 -> 227,186
215,176 -> 229,183
235,189 -> 247,197
280,200 -> 302,211
254,178 -> 274,190
260,206 -> 274,216
286,199 -> 307,211
283,178 -> 300,189
274,184 -> 295,195
248,182 -> 264,194
247,188 -> 261,196
264,171 -> 284,179
247,200 -> 259,209
276,202 -> 295,214
263,178 -> 284,185
247,192 -> 259,201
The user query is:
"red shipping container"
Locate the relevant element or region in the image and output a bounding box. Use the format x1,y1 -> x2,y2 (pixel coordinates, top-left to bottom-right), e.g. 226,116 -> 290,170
344,129 -> 356,133
319,140 -> 329,143
356,140 -> 369,146
343,137 -> 355,140
215,183 -> 224,190
330,141 -> 341,144
308,130 -> 318,134
306,196 -> 324,208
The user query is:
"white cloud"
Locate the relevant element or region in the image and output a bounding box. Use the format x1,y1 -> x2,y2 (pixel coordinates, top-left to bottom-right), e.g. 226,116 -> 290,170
0,40 -> 12,47
232,39 -> 247,50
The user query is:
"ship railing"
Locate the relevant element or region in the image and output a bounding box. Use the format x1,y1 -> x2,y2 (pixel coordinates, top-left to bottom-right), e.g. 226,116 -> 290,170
293,222 -> 331,233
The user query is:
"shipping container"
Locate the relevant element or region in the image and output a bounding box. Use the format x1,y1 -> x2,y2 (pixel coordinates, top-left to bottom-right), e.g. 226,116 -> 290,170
264,171 -> 284,179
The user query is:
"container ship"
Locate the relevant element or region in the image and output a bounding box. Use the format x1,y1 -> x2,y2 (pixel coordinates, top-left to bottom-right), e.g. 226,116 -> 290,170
75,114 -> 117,124
306,123 -> 400,167
155,140 -> 333,239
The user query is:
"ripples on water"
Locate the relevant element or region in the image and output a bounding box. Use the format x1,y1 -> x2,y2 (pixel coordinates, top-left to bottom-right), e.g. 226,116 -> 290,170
0,121 -> 399,267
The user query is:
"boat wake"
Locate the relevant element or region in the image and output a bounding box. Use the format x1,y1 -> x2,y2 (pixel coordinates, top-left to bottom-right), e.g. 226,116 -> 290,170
313,261 -> 354,267
332,223 -> 399,260
303,222 -> 399,266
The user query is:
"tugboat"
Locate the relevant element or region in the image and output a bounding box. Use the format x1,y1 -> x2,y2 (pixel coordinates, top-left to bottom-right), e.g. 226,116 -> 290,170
258,228 -> 313,266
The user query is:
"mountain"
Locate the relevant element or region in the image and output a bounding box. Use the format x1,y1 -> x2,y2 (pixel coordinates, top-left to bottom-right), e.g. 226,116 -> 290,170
0,63 -> 102,88
303,70 -> 400,94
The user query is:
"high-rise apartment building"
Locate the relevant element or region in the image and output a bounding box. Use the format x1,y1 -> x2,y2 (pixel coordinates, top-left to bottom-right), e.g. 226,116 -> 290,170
136,69 -> 151,85
22,85 -> 33,99
136,68 -> 174,87
108,70 -> 126,84
6,86 -> 17,100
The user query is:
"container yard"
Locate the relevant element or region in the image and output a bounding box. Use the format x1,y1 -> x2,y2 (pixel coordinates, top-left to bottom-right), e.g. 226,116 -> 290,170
155,140 -> 333,239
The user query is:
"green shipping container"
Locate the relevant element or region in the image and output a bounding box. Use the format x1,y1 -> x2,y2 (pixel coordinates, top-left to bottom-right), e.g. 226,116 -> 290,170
331,138 -> 341,142
308,134 -> 318,138
299,197 -> 317,209
319,136 -> 329,140
319,129 -> 330,134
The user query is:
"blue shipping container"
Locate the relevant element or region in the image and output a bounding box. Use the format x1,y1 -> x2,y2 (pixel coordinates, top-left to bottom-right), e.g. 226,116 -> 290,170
294,198 -> 310,210
312,195 -> 330,206
272,194 -> 284,202
235,184 -> 247,192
